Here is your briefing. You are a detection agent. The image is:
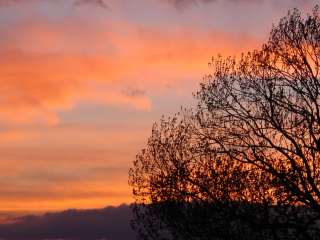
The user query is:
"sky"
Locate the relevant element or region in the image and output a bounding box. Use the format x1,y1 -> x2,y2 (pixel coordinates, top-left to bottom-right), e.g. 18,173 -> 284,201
0,0 -> 318,214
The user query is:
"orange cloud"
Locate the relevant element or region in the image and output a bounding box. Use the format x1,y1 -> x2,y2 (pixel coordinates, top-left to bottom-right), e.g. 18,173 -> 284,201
0,122 -> 150,211
0,7 -> 261,211
0,18 -> 259,125
0,130 -> 29,143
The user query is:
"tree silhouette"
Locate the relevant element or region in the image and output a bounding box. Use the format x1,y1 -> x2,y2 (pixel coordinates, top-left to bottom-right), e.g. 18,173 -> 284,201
129,6 -> 320,240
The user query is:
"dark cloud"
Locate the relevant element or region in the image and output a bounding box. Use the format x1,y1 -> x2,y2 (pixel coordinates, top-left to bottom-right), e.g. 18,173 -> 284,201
0,204 -> 136,240
123,88 -> 147,98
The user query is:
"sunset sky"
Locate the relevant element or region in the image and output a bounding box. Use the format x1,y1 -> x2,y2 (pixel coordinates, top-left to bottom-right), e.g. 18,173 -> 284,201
0,0 -> 317,213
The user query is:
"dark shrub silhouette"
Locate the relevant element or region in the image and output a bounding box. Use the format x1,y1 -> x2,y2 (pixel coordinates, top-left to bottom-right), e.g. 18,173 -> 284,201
129,6 -> 320,240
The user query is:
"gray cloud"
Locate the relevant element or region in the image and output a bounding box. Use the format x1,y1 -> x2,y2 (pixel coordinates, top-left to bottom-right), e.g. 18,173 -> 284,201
0,0 -> 34,6
0,0 -> 111,9
163,0 -> 229,9
166,0 -> 215,8
164,0 -> 316,9
0,204 -> 136,240
74,0 -> 111,10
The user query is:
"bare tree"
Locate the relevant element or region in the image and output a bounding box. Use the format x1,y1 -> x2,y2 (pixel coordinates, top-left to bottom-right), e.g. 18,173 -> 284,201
129,6 -> 320,240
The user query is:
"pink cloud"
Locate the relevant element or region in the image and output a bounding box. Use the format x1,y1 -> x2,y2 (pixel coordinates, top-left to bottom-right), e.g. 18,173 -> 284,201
0,15 -> 259,125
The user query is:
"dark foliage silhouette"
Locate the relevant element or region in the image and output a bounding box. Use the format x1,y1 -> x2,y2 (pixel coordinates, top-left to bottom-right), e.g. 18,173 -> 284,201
129,6 -> 320,240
